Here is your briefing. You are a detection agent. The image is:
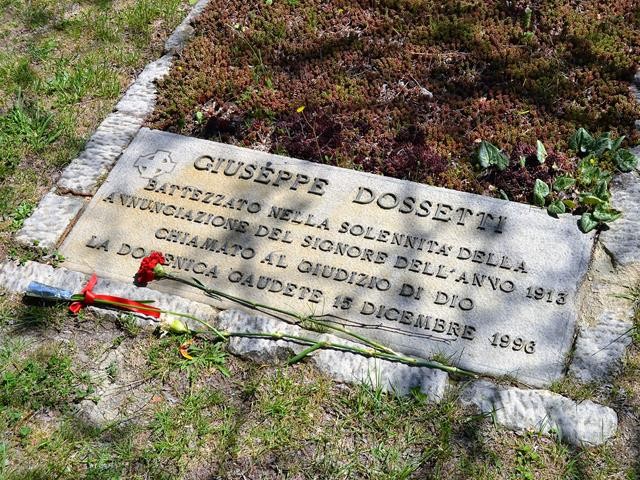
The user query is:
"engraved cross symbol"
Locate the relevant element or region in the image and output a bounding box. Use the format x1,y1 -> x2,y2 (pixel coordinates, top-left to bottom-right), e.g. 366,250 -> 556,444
134,150 -> 176,179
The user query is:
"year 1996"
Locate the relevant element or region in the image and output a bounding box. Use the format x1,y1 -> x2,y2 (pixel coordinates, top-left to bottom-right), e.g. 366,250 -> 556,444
490,333 -> 536,354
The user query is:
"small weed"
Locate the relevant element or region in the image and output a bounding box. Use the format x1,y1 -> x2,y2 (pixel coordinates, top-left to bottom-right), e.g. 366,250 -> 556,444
147,336 -> 182,381
117,313 -> 141,337
9,201 -> 34,230
616,284 -> 640,311
7,244 -> 41,265
106,360 -> 118,381
27,38 -> 58,61
4,57 -> 39,91
147,335 -> 229,383
513,441 -> 542,479
0,97 -> 62,151
180,339 -> 230,377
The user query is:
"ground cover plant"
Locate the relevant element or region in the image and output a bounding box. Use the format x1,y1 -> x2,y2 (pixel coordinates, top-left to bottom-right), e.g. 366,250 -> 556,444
150,0 -> 640,208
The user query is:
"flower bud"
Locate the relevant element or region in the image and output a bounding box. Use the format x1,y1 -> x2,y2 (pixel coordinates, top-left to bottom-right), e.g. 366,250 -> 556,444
160,315 -> 191,335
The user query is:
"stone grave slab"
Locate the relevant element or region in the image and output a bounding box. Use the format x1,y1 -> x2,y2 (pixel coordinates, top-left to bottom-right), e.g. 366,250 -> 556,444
59,128 -> 594,386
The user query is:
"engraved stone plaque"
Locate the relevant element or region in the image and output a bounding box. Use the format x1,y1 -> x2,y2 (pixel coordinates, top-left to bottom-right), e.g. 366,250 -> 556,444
60,128 -> 594,386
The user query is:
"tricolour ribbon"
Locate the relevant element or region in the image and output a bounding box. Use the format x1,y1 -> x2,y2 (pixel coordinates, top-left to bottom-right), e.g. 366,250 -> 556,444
69,274 -> 161,318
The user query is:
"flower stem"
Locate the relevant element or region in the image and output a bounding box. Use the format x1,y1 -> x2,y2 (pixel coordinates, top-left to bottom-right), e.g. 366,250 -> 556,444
161,310 -> 226,340
225,331 -> 476,377
165,274 -> 398,355
148,273 -> 476,378
286,341 -> 326,365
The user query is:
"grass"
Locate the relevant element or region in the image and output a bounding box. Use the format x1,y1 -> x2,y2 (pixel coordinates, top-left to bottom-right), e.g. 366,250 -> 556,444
0,0 -> 192,258
0,341 -> 95,411
0,294 -> 639,478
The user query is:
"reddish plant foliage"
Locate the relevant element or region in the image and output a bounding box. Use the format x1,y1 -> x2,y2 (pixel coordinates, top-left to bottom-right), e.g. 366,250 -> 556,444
149,0 -> 640,202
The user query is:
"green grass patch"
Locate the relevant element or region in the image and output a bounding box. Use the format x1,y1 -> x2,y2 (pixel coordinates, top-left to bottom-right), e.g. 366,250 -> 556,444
0,0 -> 191,221
142,388 -> 234,477
147,335 -> 229,384
0,342 -> 94,410
0,312 -> 637,479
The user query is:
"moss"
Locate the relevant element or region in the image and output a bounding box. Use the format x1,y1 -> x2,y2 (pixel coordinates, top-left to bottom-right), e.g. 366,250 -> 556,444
149,0 -> 640,201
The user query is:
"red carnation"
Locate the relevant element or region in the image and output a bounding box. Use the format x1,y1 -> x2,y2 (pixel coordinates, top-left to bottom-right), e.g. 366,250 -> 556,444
135,251 -> 166,285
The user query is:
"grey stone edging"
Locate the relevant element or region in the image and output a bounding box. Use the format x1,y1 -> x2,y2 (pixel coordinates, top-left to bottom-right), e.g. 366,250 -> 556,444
567,71 -> 640,384
164,0 -> 210,54
217,309 -> 618,446
114,55 -> 174,119
15,192 -> 85,250
16,0 -> 211,247
57,111 -> 144,195
569,172 -> 640,384
460,380 -> 618,446
600,172 -> 640,267
569,309 -> 634,383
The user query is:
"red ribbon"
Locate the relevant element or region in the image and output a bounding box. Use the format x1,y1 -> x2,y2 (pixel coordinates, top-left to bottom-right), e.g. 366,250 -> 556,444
69,274 -> 161,318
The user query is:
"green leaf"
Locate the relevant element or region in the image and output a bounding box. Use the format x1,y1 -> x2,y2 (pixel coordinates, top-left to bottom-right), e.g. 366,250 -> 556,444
611,135 -> 625,152
591,132 -> 612,156
547,200 -> 566,217
614,149 -> 637,173
518,155 -> 526,167
499,189 -> 509,201
477,141 -> 509,171
579,193 -> 605,206
536,140 -> 547,164
578,157 -> 605,186
569,128 -> 593,155
579,213 -> 599,233
562,199 -> 577,210
592,204 -> 622,223
477,141 -> 492,168
532,179 -> 550,207
593,178 -> 610,202
553,175 -> 575,192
